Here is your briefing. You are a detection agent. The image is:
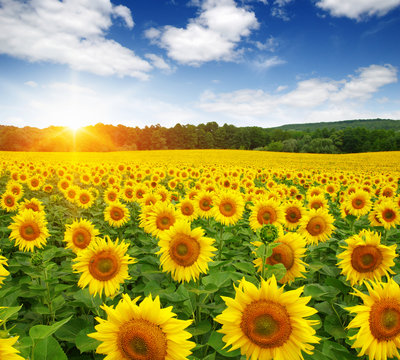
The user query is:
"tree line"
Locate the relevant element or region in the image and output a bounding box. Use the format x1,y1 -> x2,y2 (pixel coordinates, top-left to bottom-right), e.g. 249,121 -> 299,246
1,121 -> 400,153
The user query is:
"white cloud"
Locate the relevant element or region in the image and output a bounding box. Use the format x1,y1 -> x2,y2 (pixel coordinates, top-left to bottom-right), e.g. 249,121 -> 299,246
145,0 -> 259,65
253,56 -> 286,70
0,0 -> 151,79
145,53 -> 174,73
316,0 -> 400,20
24,80 -> 38,87
271,0 -> 294,21
198,64 -> 398,125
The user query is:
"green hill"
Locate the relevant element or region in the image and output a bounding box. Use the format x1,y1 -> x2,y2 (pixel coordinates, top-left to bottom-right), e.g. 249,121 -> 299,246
272,118 -> 400,131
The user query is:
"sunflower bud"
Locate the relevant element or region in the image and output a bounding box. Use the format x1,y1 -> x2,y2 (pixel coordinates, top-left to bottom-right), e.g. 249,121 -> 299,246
259,224 -> 279,243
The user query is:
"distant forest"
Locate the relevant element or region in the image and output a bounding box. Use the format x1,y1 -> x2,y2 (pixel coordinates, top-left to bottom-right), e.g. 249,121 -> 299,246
1,118 -> 400,153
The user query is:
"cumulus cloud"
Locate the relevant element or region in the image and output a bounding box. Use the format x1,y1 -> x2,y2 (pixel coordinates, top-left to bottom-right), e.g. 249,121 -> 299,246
0,0 -> 151,79
315,0 -> 400,20
198,64 -> 398,125
145,0 -> 259,65
145,53 -> 175,73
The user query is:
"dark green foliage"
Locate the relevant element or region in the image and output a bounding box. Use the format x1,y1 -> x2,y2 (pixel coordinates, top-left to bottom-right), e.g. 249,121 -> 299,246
1,118 -> 400,153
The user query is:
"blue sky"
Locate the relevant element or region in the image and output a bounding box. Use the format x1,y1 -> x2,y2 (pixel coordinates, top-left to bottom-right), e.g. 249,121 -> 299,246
0,0 -> 399,129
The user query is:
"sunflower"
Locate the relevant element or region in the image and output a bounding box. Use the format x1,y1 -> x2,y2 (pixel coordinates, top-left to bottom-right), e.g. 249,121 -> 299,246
375,199 -> 400,229
18,197 -> 44,213
57,178 -> 71,193
0,337 -> 25,360
337,229 -> 396,286
282,200 -> 306,230
103,188 -> 120,204
27,176 -> 42,191
157,220 -> 216,282
0,255 -> 10,286
307,194 -> 328,211
177,198 -> 198,222
369,209 -> 384,227
121,186 -> 135,203
347,279 -> 400,360
298,208 -> 335,245
104,202 -> 130,228
72,236 -> 135,297
215,276 -> 319,360
211,190 -> 244,226
140,202 -> 180,238
64,185 -> 79,203
0,191 -> 19,212
344,189 -> 372,217
64,218 -> 100,253
88,293 -> 194,360
6,181 -> 24,200
138,192 -> 160,207
249,199 -> 284,231
8,209 -> 49,252
76,189 -> 95,209
194,191 -> 214,219
253,232 -> 307,284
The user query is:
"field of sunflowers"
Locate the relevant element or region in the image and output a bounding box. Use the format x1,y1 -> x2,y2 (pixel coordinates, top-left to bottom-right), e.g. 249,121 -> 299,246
1,149 -> 400,360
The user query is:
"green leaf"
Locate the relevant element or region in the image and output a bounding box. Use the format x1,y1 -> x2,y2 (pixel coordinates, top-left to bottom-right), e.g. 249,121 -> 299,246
264,263 -> 286,281
324,314 -> 347,340
33,336 -> 67,360
202,271 -> 233,288
207,331 -> 241,357
55,318 -> 88,342
233,262 -> 256,275
29,316 -> 72,341
0,305 -> 22,322
188,320 -> 211,336
304,284 -> 340,301
76,327 -> 101,353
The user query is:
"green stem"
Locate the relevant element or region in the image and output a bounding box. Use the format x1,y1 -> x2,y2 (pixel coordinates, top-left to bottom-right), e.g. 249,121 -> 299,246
261,245 -> 267,281
331,302 -> 343,328
218,225 -> 224,261
43,267 -> 55,324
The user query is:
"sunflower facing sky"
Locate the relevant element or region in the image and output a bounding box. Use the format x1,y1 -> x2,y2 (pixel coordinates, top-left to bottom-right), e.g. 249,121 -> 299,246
337,229 -> 396,286
8,209 -> 50,252
157,220 -> 216,283
89,294 -> 195,360
299,208 -> 335,245
63,218 -> 100,253
347,279 -> 400,360
73,236 -> 135,297
211,190 -> 245,226
216,276 -> 319,360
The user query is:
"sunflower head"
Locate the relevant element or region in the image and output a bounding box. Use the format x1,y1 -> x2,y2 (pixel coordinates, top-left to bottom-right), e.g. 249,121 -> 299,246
216,276 -> 319,359
89,294 -> 194,359
299,208 -> 335,245
64,218 -> 100,253
337,229 -> 396,286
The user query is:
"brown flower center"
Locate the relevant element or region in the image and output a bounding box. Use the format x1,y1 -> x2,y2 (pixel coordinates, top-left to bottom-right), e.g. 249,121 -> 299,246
182,203 -> 194,216
352,198 -> 365,209
110,207 -> 125,221
219,200 -> 236,217
118,319 -> 167,360
266,243 -> 295,270
351,245 -> 383,273
382,209 -> 396,222
169,234 -> 200,267
285,206 -> 301,223
370,299 -> 400,341
72,227 -> 92,249
257,206 -> 277,225
79,194 -> 90,204
5,195 -> 14,206
156,214 -> 174,230
240,300 -> 292,348
199,198 -> 212,211
19,222 -> 40,241
306,216 -> 326,236
89,251 -> 120,281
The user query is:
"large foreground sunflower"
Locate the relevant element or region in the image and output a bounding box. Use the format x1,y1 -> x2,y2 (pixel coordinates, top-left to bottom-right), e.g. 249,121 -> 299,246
157,220 -> 216,282
253,232 -> 307,284
337,229 -> 396,286
298,208 -> 335,245
63,218 -> 100,253
216,276 -> 319,360
72,236 -> 135,297
0,337 -> 25,360
347,279 -> 400,360
89,294 -> 194,360
8,209 -> 49,252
